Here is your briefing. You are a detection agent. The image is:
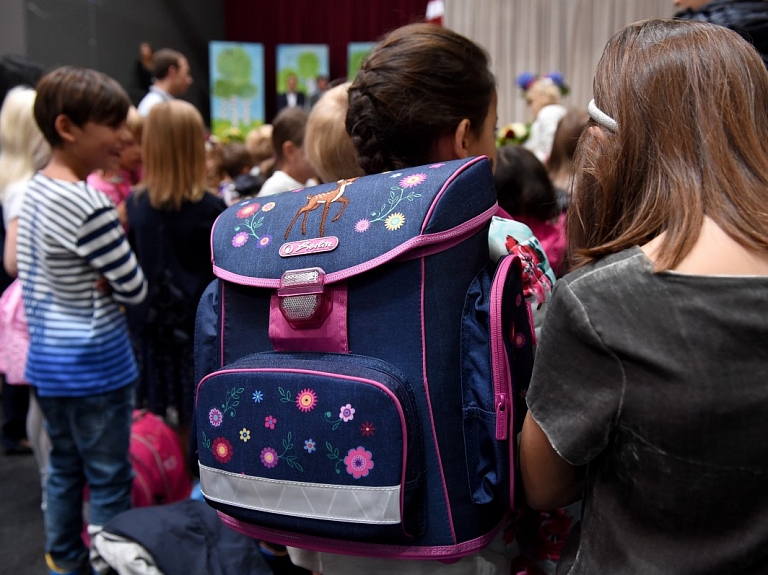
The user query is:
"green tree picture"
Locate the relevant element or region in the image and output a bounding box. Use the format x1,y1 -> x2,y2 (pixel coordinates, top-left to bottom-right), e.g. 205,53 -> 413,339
210,42 -> 265,140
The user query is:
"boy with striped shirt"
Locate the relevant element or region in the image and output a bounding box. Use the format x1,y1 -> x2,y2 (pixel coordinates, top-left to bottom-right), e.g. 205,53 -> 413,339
16,66 -> 147,575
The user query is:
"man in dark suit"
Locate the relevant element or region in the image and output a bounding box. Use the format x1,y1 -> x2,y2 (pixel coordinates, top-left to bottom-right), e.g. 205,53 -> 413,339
276,73 -> 305,113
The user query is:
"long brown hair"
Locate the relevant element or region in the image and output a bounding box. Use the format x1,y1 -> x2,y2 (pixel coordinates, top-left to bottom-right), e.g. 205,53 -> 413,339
570,18 -> 768,270
141,100 -> 207,210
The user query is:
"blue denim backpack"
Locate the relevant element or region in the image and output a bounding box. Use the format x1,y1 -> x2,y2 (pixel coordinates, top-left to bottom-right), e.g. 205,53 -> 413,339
193,156 -> 534,561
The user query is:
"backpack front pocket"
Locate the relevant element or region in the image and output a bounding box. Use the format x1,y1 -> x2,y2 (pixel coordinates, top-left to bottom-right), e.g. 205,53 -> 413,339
196,352 -> 425,543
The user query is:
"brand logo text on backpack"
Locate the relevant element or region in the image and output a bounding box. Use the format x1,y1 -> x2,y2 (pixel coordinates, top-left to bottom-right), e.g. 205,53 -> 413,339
279,236 -> 339,257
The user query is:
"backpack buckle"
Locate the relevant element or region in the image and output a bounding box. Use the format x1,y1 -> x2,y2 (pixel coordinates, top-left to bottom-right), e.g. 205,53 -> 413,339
277,267 -> 332,329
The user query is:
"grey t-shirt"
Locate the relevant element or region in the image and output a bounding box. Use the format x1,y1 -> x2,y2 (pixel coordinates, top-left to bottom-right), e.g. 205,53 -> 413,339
527,246 -> 768,574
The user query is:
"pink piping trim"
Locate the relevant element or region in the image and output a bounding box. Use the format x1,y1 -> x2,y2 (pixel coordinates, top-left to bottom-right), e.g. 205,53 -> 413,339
217,511 -> 506,559
219,283 -> 227,368
196,366 -> 411,531
421,155 -> 487,234
419,257 -> 457,544
212,205 -> 496,288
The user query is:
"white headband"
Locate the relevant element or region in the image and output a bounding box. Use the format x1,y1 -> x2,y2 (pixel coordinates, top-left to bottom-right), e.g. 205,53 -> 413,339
588,99 -> 618,133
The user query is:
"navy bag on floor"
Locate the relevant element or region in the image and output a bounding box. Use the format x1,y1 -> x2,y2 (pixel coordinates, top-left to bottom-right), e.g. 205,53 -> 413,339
193,156 -> 534,561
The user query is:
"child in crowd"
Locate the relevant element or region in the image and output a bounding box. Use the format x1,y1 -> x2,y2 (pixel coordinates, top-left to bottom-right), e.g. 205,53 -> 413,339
257,107 -> 316,196
286,23 -> 558,575
494,145 -> 567,276
218,141 -> 254,205
15,66 -> 147,575
518,73 -> 568,163
304,82 -> 364,183
546,107 -> 589,209
87,106 -> 144,227
520,19 -> 768,574
0,86 -> 51,465
245,123 -> 274,175
87,106 -> 143,228
126,99 -> 226,451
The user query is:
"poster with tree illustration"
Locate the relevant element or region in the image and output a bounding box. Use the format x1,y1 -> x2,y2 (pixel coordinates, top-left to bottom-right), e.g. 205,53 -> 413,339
347,42 -> 375,80
276,44 -> 329,107
209,41 -> 265,141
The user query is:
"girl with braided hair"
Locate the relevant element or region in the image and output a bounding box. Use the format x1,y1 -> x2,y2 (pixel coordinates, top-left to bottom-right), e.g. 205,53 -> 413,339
287,22 -> 565,575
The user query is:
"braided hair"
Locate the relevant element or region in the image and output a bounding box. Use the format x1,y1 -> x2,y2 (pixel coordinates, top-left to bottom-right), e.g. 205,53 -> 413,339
346,23 -> 496,174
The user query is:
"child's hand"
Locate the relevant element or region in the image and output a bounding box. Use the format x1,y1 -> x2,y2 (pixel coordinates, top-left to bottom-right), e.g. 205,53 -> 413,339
95,276 -> 113,294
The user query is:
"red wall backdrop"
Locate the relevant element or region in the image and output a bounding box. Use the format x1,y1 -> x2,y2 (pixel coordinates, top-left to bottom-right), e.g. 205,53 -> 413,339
224,0 -> 430,120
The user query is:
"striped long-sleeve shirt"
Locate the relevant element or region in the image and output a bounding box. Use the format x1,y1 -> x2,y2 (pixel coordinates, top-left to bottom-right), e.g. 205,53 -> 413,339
16,173 -> 147,397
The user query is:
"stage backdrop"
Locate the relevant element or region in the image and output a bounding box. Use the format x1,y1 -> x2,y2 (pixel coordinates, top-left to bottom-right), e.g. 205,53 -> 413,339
223,0 -> 430,119
347,42 -> 375,80
276,44 -> 330,103
209,41 -> 265,141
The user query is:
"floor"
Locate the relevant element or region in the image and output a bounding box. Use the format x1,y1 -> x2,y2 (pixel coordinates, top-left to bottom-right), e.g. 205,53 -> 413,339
0,448 -> 47,574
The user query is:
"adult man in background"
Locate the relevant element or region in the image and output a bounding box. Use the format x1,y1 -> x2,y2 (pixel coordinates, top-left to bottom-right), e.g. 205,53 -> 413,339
674,0 -> 768,64
137,48 -> 193,116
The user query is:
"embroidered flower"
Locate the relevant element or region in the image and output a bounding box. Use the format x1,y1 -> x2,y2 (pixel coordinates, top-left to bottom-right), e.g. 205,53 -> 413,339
296,389 -> 317,412
345,446 -> 374,479
339,404 -> 355,422
390,172 -> 402,179
252,390 -> 263,403
257,234 -> 272,249
237,203 -> 260,218
260,447 -> 278,468
304,439 -> 317,453
429,163 -> 445,169
354,219 -> 371,233
212,437 -> 233,463
209,408 -> 223,427
239,428 -> 251,442
231,232 -> 249,248
516,294 -> 523,307
515,332 -> 526,349
399,173 -> 426,188
384,213 -> 405,231
360,421 -> 375,437
261,202 -> 276,212
264,415 -> 277,429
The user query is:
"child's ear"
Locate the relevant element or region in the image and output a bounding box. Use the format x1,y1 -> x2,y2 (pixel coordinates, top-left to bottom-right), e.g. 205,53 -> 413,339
433,119 -> 472,161
54,114 -> 78,144
452,119 -> 472,158
282,140 -> 297,161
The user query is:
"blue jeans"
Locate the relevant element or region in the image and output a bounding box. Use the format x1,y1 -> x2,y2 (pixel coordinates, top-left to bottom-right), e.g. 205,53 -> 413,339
37,384 -> 134,571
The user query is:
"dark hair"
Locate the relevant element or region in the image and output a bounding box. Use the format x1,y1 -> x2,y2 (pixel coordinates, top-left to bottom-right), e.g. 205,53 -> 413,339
152,48 -> 184,80
547,107 -> 589,185
34,66 -> 130,147
271,107 -> 308,161
570,18 -> 768,270
346,23 -> 496,174
221,142 -> 253,179
494,145 -> 559,221
0,54 -> 44,104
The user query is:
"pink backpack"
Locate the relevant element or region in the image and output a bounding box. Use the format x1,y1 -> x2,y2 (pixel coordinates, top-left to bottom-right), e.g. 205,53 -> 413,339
0,279 -> 29,385
129,410 -> 192,507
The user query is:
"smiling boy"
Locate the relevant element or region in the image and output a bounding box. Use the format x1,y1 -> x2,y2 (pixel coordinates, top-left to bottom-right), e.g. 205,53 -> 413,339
16,66 -> 147,575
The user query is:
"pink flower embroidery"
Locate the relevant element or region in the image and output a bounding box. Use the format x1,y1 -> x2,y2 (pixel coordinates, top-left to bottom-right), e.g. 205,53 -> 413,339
296,389 -> 317,412
515,332 -> 526,349
209,408 -> 223,427
231,232 -> 248,248
345,446 -> 374,479
237,203 -> 260,218
260,447 -> 278,468
355,219 -> 370,233
261,202 -> 275,212
360,421 -> 375,437
399,173 -> 427,188
212,437 -> 233,463
264,415 -> 277,429
339,404 -> 355,422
